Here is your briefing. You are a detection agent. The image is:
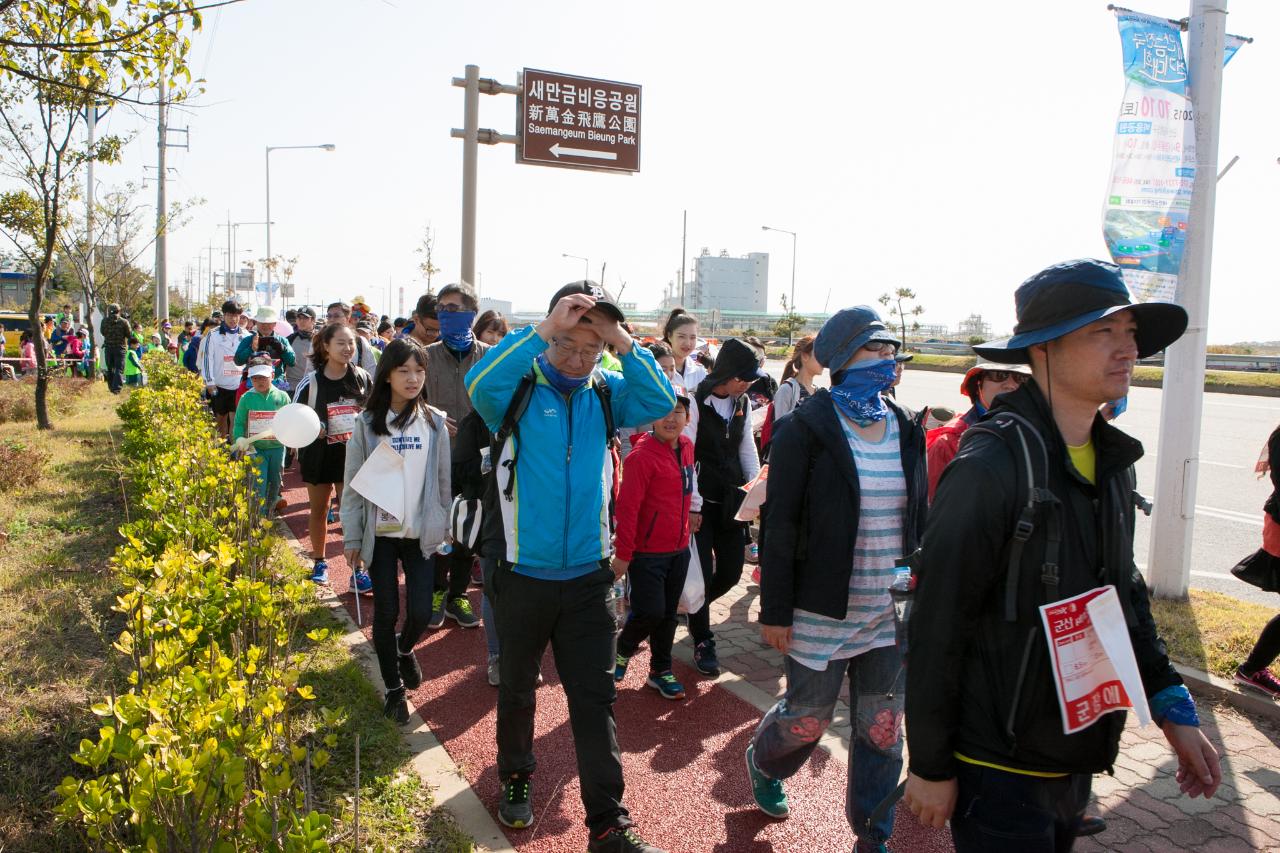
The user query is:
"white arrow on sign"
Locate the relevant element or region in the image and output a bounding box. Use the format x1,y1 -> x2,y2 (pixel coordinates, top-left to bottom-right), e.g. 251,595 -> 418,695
549,143 -> 617,161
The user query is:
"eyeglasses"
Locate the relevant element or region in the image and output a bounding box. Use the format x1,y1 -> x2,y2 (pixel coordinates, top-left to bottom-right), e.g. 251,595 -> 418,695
862,340 -> 898,355
437,303 -> 466,313
551,338 -> 604,363
983,370 -> 1030,385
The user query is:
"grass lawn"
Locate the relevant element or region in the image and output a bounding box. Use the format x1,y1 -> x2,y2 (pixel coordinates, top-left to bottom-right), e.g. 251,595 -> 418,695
1150,589 -> 1277,680
0,380 -> 469,852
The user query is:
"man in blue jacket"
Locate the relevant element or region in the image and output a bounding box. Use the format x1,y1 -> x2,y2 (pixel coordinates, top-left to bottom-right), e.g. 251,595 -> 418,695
466,282 -> 675,853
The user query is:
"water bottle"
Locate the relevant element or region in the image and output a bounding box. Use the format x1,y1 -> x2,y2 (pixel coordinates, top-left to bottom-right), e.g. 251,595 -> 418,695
888,568 -> 916,657
605,575 -> 628,672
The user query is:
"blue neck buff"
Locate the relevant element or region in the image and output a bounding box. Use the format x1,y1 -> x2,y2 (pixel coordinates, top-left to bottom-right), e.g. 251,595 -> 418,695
829,358 -> 896,426
537,352 -> 591,395
439,310 -> 476,352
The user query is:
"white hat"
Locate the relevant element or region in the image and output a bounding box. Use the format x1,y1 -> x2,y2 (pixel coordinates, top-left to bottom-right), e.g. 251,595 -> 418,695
253,305 -> 280,325
247,363 -> 274,379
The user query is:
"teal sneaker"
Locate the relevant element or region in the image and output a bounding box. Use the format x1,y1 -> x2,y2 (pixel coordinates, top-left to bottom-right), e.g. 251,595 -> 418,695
645,671 -> 685,700
427,590 -> 446,629
745,744 -> 789,819
613,653 -> 630,683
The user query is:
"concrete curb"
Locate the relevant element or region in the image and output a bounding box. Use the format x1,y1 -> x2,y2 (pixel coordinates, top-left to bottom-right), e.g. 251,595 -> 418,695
1174,661 -> 1280,724
277,528 -> 514,853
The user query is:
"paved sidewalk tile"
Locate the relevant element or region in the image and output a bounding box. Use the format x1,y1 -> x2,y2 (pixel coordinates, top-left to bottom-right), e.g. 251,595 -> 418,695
695,571 -> 1280,853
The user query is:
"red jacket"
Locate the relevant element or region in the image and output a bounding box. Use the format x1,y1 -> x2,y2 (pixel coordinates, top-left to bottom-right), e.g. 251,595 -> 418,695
614,432 -> 695,561
926,407 -> 982,502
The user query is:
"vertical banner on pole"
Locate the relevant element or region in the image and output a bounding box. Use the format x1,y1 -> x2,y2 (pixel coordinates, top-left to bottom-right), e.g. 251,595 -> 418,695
1102,11 -> 1194,304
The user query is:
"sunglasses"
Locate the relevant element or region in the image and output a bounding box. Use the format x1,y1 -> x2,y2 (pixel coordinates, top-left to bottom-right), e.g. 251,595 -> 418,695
861,340 -> 898,355
983,370 -> 1030,384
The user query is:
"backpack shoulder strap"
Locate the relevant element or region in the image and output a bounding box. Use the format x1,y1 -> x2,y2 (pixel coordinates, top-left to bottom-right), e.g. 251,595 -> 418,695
494,370 -> 538,502
591,371 -> 618,447
964,411 -> 1061,621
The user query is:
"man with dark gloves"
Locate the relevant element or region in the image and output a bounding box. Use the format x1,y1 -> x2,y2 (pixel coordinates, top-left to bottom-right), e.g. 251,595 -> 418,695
467,281 -> 675,853
903,259 -> 1222,851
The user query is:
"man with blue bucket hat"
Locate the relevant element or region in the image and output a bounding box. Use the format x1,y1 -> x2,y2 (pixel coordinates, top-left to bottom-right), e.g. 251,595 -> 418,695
903,259 -> 1223,851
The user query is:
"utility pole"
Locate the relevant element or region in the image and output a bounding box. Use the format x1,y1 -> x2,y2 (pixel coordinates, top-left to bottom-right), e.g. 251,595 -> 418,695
86,103 -> 96,316
680,209 -> 687,306
1147,0 -> 1228,598
155,77 -> 167,322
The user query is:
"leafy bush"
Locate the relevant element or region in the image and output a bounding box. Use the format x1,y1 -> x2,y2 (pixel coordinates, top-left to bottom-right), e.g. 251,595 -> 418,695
55,371 -> 339,851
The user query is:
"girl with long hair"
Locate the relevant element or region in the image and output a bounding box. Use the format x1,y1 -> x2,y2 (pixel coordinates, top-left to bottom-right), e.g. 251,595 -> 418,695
341,338 -> 452,723
473,309 -> 509,346
774,335 -> 820,421
662,308 -> 706,391
293,322 -> 373,588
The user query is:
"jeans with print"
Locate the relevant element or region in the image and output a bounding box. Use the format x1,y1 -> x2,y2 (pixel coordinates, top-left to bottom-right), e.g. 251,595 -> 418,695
751,644 -> 905,844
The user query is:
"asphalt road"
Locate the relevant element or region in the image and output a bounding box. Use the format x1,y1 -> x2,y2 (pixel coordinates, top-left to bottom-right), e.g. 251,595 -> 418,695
763,360 -> 1280,606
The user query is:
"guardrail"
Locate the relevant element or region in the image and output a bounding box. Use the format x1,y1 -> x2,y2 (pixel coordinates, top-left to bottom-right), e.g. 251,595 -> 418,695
909,342 -> 1280,372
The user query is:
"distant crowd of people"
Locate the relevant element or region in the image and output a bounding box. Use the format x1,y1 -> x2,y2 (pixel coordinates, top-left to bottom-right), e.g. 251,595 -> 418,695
74,258 -> 1280,853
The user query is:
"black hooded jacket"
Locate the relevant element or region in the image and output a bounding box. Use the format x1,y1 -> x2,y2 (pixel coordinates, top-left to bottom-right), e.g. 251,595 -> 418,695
758,389 -> 928,626
905,380 -> 1182,780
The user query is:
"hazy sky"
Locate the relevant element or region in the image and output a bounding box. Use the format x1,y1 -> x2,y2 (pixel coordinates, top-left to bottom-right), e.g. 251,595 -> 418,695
88,0 -> 1278,342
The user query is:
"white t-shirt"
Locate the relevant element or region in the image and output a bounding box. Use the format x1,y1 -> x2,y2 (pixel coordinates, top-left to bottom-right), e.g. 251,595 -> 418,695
376,409 -> 430,539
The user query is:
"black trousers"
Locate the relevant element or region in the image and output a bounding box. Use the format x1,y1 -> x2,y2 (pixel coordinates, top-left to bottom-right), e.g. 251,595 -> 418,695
616,551 -> 690,673
1244,613 -> 1280,673
950,762 -> 1091,853
492,564 -> 630,834
689,503 -> 747,644
435,542 -> 473,600
104,346 -> 125,393
367,536 -> 435,692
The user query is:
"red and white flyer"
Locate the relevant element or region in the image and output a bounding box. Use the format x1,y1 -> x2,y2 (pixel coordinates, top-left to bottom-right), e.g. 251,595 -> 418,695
247,409 -> 275,439
326,401 -> 357,444
1039,585 -> 1152,735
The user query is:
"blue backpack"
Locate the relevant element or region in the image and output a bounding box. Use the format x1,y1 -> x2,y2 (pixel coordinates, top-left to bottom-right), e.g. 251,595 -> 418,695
182,335 -> 201,373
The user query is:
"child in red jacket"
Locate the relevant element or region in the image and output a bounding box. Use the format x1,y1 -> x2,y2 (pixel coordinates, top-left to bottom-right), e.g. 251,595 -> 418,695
612,385 -> 702,700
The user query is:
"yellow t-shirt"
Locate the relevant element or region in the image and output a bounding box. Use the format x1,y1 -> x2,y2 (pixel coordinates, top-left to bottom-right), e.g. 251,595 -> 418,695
1067,439 -> 1096,485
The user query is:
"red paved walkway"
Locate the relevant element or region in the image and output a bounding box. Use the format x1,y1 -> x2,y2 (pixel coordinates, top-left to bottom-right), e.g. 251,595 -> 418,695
277,470 -> 951,852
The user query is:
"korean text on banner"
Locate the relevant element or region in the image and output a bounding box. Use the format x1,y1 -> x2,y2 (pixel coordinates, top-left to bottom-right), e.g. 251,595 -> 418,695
1102,11 -> 1194,305
1039,585 -> 1150,736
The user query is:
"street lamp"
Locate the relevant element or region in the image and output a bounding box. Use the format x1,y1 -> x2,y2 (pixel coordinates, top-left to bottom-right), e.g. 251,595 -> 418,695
266,143 -> 336,307
762,225 -> 798,345
561,253 -> 589,280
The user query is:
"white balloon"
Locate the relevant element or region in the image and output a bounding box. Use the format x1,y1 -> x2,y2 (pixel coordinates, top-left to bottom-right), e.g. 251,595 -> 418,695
271,402 -> 322,448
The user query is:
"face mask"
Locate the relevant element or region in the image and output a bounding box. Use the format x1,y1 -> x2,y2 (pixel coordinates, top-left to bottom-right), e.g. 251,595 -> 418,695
829,358 -> 897,426
537,352 -> 590,395
438,310 -> 475,352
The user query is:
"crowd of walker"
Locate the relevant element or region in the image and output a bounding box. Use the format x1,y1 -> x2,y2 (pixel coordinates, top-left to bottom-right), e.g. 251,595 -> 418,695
78,257 -> 1280,853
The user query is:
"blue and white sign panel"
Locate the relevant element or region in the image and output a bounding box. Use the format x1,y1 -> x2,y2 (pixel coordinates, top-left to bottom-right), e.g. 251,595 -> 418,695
1102,11 -> 1195,304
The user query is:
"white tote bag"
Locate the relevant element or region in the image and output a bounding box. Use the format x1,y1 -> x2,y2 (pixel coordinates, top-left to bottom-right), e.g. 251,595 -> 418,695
677,541 -> 706,615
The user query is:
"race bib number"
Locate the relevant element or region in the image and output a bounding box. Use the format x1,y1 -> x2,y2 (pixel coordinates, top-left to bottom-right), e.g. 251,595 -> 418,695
222,355 -> 241,379
1040,586 -> 1150,735
247,409 -> 274,439
327,401 -> 357,444
375,506 -> 403,535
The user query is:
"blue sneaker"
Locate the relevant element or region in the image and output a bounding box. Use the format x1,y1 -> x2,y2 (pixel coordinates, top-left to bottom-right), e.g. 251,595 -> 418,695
614,654 -> 630,683
745,744 -> 789,819
350,570 -> 373,595
327,505 -> 338,524
646,670 -> 685,700
309,560 -> 328,585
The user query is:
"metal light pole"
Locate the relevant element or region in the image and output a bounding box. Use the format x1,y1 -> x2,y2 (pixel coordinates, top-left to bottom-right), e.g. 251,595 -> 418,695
562,253 -> 589,280
266,143 -> 335,308
1147,1 -> 1228,598
762,225 -> 798,345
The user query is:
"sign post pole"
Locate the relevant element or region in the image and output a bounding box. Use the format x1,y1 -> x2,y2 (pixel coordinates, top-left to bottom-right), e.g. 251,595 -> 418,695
460,64 -> 480,289
1147,0 -> 1227,598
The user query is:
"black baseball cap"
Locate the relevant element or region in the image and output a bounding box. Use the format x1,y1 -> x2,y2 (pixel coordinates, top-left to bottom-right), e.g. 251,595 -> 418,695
295,305 -> 317,319
547,280 -> 625,323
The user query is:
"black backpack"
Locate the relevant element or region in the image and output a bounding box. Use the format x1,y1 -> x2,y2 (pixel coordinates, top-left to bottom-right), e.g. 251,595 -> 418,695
467,369 -> 618,559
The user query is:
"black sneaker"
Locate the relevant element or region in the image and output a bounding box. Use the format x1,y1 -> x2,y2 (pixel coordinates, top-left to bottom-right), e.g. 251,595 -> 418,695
383,689 -> 409,725
1076,815 -> 1107,837
397,638 -> 422,690
693,639 -> 720,677
587,826 -> 666,853
498,773 -> 533,829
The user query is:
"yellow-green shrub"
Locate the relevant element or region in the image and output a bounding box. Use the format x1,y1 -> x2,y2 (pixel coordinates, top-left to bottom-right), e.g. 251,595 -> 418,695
56,364 -> 339,851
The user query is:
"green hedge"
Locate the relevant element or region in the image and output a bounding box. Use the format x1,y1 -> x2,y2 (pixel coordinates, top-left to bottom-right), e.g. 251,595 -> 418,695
56,351 -> 340,852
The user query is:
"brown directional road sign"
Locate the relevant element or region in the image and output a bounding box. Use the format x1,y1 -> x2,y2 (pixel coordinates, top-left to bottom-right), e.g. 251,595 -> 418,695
518,68 -> 641,173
